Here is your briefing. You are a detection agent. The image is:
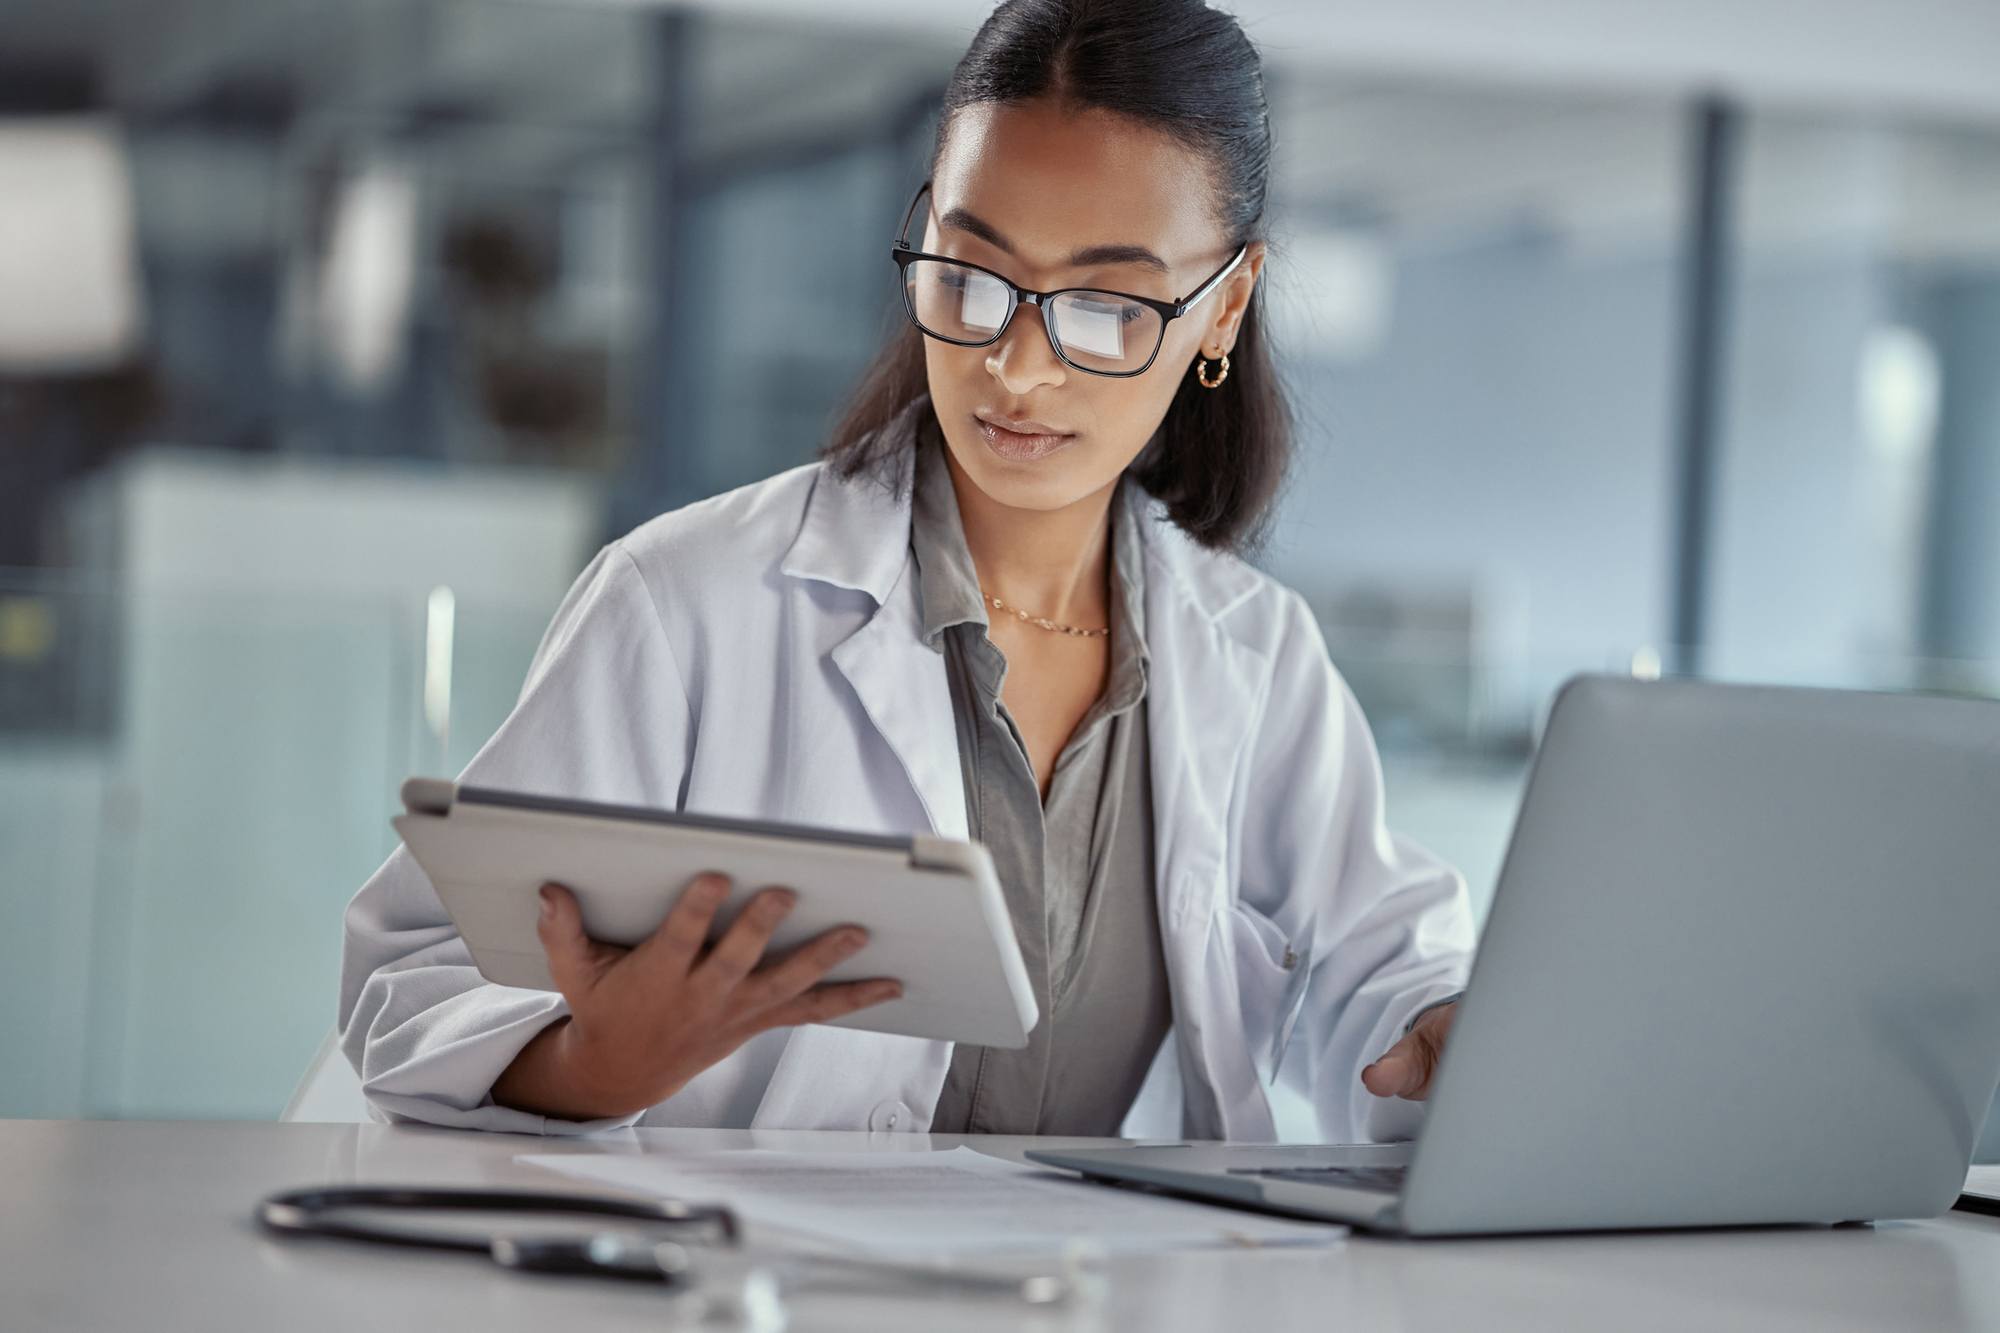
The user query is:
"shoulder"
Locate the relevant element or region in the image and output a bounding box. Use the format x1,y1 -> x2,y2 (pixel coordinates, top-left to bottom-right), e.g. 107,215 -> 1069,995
616,460 -> 822,568
1134,494 -> 1314,658
609,459 -> 828,612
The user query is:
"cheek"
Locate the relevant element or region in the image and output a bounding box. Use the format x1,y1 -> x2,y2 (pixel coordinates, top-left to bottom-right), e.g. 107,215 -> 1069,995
921,340 -> 980,414
1163,318 -> 1208,365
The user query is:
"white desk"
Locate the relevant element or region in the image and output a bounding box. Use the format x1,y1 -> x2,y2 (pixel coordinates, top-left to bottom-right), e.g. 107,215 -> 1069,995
5,1119 -> 1996,1331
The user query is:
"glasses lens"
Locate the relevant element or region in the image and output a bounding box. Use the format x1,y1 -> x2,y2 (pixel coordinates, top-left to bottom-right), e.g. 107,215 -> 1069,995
1049,290 -> 1163,374
904,259 -> 1013,344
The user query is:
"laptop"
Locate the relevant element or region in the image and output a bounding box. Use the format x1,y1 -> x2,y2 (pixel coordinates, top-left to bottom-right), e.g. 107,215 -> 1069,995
1028,674 -> 2000,1236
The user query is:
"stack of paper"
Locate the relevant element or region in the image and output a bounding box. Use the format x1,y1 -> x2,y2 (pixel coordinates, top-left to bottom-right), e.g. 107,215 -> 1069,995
517,1146 -> 1346,1258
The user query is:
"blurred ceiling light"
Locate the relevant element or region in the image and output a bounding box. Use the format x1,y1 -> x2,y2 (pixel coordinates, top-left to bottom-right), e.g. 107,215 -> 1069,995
1857,324 -> 1941,464
316,158 -> 419,396
0,116 -> 144,373
1268,226 -> 1394,363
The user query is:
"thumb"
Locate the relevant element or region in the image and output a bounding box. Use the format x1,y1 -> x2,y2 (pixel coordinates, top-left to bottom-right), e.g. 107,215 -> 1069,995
1361,1034 -> 1425,1099
536,882 -> 620,999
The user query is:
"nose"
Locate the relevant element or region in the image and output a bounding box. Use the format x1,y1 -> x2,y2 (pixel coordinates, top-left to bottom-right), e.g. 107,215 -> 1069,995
984,300 -> 1066,395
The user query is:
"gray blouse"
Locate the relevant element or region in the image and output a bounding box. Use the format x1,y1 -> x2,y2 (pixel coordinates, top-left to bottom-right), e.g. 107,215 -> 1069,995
906,425 -> 1173,1136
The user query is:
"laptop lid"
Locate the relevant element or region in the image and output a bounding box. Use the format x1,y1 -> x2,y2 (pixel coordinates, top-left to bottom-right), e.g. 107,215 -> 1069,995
1400,674 -> 2000,1234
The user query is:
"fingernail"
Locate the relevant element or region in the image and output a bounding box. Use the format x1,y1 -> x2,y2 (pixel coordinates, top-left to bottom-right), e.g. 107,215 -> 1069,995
877,982 -> 903,1000
839,928 -> 868,951
538,886 -> 554,921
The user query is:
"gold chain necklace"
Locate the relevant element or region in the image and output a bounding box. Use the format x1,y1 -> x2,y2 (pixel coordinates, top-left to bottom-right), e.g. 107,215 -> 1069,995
981,590 -> 1109,638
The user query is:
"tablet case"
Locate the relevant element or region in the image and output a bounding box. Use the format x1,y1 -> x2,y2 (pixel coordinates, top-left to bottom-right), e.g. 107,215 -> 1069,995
393,778 -> 1039,1048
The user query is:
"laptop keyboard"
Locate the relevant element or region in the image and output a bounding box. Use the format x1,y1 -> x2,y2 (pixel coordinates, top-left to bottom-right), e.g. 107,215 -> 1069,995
1228,1164 -> 1409,1194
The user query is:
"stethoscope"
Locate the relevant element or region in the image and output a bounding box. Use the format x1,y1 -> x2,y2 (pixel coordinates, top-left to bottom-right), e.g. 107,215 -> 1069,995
256,1184 -> 1090,1321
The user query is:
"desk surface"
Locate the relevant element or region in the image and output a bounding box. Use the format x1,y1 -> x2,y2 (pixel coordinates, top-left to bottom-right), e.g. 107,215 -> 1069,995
6,1119 -> 1997,1332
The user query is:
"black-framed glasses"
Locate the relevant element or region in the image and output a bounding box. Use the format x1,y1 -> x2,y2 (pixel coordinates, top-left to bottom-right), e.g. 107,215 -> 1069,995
891,179 -> 1246,378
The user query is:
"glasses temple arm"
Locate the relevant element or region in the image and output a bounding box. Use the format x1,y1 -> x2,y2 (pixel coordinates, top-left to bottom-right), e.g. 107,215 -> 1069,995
897,180 -> 932,249
1174,244 -> 1249,316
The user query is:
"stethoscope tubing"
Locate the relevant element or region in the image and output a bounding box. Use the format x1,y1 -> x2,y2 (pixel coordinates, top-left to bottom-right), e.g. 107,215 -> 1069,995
256,1185 -> 739,1269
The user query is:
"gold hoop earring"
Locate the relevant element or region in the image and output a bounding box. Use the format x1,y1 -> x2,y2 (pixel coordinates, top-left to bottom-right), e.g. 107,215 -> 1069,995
1194,350 -> 1230,389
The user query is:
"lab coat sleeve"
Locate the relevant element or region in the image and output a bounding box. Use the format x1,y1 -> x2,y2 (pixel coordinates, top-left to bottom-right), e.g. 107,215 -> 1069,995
1233,589 -> 1476,1144
338,540 -> 694,1135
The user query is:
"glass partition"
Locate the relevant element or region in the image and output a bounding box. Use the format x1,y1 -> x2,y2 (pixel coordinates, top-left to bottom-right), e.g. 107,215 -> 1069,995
0,568 -> 559,1120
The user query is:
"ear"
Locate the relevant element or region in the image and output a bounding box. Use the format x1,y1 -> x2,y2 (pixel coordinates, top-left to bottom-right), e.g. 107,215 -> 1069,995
1200,240 -> 1266,357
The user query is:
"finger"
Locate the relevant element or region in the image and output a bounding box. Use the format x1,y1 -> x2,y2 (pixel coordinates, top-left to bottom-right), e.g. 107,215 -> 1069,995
1361,1035 -> 1426,1099
1401,1013 -> 1449,1098
1367,1026 -> 1446,1100
536,883 -> 627,999
629,872 -> 732,972
741,925 -> 870,1011
756,978 -> 903,1031
1360,1050 -> 1410,1098
694,886 -> 797,990
1410,1025 -> 1444,1095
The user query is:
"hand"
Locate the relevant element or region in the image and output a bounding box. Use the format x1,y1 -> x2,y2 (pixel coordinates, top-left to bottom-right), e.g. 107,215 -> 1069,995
1360,1001 -> 1458,1101
493,873 -> 902,1119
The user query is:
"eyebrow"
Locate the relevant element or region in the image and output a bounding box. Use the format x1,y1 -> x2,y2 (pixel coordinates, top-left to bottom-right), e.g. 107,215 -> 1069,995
937,205 -> 1172,276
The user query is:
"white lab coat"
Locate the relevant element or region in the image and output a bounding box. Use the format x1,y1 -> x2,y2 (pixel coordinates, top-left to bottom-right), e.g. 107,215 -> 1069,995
338,443 -> 1474,1143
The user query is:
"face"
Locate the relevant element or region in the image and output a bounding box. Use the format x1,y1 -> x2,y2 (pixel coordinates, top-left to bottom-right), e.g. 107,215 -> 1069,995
918,97 -> 1266,515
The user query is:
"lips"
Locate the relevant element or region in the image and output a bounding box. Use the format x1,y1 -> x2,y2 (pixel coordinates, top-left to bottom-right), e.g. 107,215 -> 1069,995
974,412 -> 1076,463
976,409 -> 1073,437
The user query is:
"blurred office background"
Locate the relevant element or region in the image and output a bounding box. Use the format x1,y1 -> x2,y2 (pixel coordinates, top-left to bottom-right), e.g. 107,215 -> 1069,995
1,0 -> 1996,1146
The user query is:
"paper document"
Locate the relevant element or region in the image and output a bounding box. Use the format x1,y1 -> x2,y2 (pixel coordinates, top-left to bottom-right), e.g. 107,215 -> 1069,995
1967,1165 -> 2000,1201
517,1146 -> 1347,1257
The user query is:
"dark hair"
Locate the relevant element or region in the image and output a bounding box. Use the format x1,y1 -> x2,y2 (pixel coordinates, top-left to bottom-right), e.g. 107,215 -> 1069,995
820,0 -> 1291,555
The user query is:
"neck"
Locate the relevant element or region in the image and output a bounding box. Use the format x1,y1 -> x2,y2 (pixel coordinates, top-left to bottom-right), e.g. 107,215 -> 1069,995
942,447 -> 1117,627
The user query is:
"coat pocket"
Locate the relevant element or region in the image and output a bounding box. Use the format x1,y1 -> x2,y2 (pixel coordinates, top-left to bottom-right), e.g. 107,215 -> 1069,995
1224,896 -> 1313,1085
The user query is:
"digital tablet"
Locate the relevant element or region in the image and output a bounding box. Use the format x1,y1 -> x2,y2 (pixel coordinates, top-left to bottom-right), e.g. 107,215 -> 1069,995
393,778 -> 1038,1048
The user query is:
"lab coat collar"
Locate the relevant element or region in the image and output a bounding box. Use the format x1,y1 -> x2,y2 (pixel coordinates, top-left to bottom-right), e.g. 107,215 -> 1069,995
778,398 -> 926,606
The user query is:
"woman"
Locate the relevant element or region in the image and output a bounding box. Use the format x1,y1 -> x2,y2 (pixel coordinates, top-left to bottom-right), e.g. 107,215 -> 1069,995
339,0 -> 1471,1144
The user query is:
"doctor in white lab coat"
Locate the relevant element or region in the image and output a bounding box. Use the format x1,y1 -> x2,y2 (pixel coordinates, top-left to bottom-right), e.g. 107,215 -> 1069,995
339,6 -> 1474,1147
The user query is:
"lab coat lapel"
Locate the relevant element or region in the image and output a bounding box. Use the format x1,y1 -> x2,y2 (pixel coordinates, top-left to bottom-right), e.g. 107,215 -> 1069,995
759,431 -> 963,1129
1138,503 -> 1277,1141
828,566 -> 968,842
777,432 -> 967,842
